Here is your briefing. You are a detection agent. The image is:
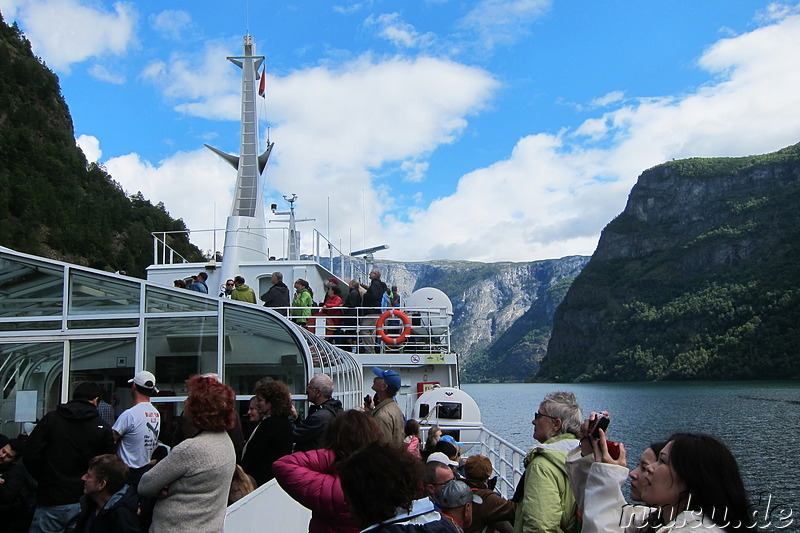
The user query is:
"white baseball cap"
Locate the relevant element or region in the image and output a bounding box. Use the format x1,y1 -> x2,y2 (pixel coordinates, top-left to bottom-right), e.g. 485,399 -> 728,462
426,451 -> 458,467
128,371 -> 159,393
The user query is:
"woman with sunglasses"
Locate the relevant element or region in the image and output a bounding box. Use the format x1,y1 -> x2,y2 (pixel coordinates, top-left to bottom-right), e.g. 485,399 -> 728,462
513,391 -> 583,533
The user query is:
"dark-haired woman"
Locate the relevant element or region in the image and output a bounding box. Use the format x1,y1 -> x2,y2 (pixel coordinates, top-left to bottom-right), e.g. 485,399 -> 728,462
273,410 -> 385,533
240,381 -> 294,485
292,279 -> 314,329
138,375 -> 237,533
572,426 -> 753,533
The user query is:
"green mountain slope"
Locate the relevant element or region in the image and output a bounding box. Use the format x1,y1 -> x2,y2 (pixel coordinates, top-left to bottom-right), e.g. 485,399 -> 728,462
539,143 -> 800,381
0,15 -> 203,276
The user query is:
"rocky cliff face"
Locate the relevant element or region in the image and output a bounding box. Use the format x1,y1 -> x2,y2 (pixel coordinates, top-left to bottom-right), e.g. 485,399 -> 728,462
539,143 -> 800,382
333,256 -> 589,380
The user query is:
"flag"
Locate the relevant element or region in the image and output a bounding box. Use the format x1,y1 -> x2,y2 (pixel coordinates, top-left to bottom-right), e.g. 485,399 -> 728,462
258,65 -> 266,98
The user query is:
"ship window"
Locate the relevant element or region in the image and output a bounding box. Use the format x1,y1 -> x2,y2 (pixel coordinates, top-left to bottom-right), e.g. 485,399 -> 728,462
145,286 -> 219,314
0,254 -> 64,318
144,316 -> 219,397
68,338 -> 136,414
69,271 -> 140,315
436,402 -> 463,420
222,305 -> 307,397
0,342 -> 63,437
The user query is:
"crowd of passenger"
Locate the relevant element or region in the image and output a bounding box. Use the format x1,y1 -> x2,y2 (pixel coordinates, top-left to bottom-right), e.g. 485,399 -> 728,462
0,371 -> 758,533
171,269 -> 403,352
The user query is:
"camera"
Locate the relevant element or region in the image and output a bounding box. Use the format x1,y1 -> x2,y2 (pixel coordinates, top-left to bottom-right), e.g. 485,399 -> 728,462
590,414 -> 610,438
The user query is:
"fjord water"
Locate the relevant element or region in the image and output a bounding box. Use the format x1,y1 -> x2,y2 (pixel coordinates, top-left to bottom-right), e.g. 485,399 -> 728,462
463,381 -> 799,531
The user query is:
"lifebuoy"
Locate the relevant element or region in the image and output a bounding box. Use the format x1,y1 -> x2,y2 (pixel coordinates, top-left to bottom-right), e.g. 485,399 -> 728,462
375,309 -> 412,345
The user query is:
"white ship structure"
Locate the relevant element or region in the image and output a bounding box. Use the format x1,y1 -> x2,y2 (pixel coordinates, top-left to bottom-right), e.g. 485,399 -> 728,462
0,35 -> 526,531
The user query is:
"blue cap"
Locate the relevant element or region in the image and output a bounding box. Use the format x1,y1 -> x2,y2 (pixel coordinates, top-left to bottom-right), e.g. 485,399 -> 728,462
373,367 -> 401,391
440,434 -> 463,447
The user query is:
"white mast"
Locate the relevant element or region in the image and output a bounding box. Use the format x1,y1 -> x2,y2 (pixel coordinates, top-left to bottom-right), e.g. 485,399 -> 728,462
205,34 -> 273,283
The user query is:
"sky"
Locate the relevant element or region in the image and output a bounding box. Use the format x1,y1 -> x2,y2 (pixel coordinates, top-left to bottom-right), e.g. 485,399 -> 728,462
2,1 -> 800,263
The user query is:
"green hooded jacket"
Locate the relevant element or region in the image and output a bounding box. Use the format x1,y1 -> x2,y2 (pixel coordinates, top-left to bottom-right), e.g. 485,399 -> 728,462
231,284 -> 256,304
513,433 -> 579,533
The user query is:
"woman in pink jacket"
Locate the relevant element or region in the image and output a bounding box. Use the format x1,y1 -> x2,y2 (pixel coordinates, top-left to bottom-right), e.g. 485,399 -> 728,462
273,410 -> 384,533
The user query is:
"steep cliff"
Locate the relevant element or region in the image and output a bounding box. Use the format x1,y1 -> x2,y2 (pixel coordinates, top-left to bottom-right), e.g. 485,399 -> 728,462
364,256 -> 589,381
539,143 -> 800,381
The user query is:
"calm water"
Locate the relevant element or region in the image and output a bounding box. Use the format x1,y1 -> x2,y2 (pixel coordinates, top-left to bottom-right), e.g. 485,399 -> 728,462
462,381 -> 800,531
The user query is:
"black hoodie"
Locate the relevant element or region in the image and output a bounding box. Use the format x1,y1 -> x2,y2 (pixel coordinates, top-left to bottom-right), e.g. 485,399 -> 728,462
25,400 -> 115,506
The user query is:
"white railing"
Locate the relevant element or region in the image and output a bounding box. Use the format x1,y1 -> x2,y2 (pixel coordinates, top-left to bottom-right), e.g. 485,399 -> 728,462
272,305 -> 452,355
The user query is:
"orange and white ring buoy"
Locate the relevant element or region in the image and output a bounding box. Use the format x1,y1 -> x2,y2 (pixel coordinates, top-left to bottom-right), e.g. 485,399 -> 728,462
375,309 -> 412,345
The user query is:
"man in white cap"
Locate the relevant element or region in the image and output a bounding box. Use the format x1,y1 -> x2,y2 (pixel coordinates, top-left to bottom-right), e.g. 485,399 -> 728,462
424,452 -> 457,502
112,371 -> 161,488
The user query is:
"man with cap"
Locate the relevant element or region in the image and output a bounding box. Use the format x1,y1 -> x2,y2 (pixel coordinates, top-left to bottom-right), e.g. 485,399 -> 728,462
26,381 -> 115,533
433,479 -> 483,532
462,455 -> 516,533
365,367 -> 405,444
424,452 -> 457,502
112,371 -> 161,488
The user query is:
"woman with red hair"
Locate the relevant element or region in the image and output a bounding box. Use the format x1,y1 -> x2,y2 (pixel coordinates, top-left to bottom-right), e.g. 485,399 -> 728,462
139,375 -> 237,533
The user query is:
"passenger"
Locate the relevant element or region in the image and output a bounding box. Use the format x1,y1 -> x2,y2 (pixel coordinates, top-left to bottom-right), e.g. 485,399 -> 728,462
321,285 -> 344,343
404,419 -> 422,458
462,455 -> 516,533
173,279 -> 187,289
390,285 -> 401,307
0,438 -> 36,533
433,479 -> 483,532
228,464 -> 256,505
513,391 -> 582,533
424,453 -> 457,501
230,275 -> 257,303
291,374 -> 344,452
243,395 -> 261,438
292,278 -> 314,329
187,271 -> 209,293
342,280 -> 363,351
26,381 -> 115,533
424,425 -> 444,457
570,426 -> 753,532
273,410 -> 384,533
97,393 -> 115,427
365,367 -> 405,445
339,441 -> 459,533
432,440 -> 460,466
219,278 -> 234,298
138,375 -> 237,533
358,269 -> 388,354
112,371 -> 161,488
75,454 -> 139,533
260,271 -> 290,314
240,381 -> 294,485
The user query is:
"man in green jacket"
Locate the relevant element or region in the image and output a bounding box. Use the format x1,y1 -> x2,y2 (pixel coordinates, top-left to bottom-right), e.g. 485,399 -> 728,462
230,276 -> 256,303
514,391 -> 582,533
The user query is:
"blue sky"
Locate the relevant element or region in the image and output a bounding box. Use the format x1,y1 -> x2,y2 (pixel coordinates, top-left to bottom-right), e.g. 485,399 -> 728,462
3,0 -> 800,262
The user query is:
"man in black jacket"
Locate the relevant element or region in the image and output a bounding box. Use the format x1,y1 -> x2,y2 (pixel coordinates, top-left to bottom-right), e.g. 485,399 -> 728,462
0,438 -> 36,533
291,374 -> 343,452
75,454 -> 139,533
26,381 -> 115,533
359,269 -> 388,354
260,271 -> 290,315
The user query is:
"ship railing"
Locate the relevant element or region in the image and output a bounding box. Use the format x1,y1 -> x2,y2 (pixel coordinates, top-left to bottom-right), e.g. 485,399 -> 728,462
310,229 -> 371,282
151,230 -> 194,265
268,304 -> 452,354
421,425 -> 526,500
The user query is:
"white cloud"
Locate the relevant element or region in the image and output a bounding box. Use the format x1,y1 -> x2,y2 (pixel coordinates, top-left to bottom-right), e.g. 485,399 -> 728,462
381,11 -> 800,262
459,0 -> 552,50
141,41 -> 242,120
365,13 -> 436,49
589,90 -> 625,108
88,64 -> 125,84
76,134 -> 101,162
150,9 -> 193,40
103,149 -> 235,254
9,0 -> 137,72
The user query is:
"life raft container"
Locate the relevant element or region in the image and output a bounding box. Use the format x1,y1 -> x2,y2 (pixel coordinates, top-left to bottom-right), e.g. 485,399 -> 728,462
375,309 -> 412,345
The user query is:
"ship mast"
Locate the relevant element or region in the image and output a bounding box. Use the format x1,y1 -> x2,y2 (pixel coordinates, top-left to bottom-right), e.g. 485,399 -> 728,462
205,34 -> 273,283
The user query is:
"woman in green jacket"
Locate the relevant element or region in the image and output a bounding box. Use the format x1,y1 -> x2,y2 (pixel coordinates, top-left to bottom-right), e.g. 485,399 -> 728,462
291,279 -> 314,329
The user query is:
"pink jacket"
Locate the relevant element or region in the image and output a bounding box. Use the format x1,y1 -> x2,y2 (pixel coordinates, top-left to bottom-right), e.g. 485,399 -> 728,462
272,449 -> 359,533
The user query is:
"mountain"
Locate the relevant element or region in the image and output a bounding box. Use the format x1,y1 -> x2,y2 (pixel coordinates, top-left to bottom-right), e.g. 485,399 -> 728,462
0,14 -> 203,277
360,256 -> 590,381
538,143 -> 800,381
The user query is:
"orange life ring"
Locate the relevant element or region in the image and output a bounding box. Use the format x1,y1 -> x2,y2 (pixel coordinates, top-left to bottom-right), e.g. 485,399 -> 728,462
375,309 -> 412,345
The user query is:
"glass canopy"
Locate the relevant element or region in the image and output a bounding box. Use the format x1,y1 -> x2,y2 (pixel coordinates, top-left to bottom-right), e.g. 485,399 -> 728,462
0,248 -> 361,437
